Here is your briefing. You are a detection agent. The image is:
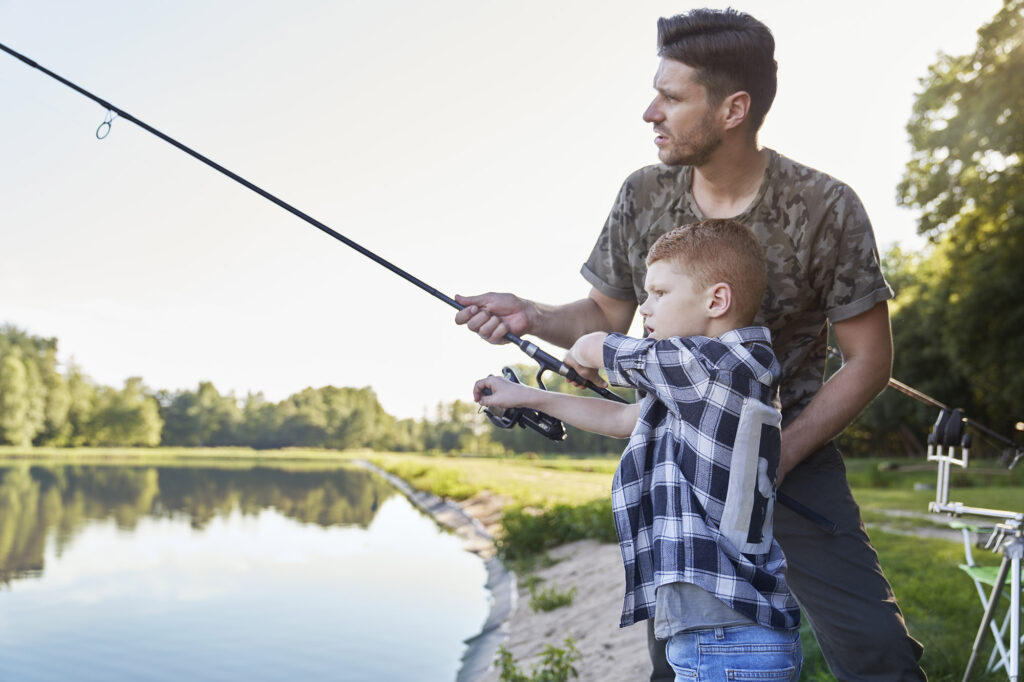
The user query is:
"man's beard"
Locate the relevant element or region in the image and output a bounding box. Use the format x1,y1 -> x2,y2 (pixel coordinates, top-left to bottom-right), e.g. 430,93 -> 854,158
659,112 -> 723,167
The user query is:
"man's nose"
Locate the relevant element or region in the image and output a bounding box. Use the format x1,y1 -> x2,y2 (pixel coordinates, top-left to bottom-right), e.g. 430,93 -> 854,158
642,99 -> 662,123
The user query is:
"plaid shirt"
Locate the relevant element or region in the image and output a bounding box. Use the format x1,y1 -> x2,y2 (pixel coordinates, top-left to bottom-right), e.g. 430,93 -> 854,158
604,327 -> 800,630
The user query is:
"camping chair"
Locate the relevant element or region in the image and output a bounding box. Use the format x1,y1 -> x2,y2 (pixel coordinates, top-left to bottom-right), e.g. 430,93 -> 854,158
951,521 -> 1024,680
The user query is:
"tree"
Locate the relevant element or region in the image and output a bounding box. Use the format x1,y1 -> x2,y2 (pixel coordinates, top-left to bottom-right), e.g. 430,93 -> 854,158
88,377 -> 163,446
896,0 -> 1024,434
0,349 -> 33,446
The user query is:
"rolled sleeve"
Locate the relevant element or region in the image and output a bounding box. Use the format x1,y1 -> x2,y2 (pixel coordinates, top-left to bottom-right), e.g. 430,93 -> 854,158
821,187 -> 894,323
603,334 -> 709,415
581,263 -> 635,301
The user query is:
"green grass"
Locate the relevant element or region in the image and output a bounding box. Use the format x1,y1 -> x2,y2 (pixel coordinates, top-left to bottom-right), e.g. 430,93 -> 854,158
363,452 -> 614,507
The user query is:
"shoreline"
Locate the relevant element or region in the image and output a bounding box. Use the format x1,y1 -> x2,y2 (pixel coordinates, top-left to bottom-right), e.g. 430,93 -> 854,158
356,459 -> 651,681
354,460 -> 517,682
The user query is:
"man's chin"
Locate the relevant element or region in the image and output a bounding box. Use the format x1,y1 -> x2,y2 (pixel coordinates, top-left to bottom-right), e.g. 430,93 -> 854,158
656,148 -> 686,167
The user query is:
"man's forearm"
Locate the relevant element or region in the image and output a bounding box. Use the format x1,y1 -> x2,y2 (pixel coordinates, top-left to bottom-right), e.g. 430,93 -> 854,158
530,291 -> 636,349
781,368 -> 877,473
780,302 -> 892,480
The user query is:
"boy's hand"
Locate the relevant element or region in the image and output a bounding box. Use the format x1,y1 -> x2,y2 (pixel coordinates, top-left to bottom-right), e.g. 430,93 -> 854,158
474,375 -> 535,409
564,352 -> 608,389
563,332 -> 608,387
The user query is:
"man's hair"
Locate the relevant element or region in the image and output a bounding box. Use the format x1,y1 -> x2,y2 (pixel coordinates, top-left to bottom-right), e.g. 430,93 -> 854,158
646,219 -> 766,325
657,8 -> 777,133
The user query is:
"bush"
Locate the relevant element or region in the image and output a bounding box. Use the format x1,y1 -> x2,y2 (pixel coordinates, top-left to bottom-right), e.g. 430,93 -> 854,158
497,638 -> 581,682
528,579 -> 578,613
498,499 -> 617,560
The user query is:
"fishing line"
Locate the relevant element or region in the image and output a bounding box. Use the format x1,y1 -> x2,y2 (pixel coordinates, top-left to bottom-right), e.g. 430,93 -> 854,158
0,40 -> 621,405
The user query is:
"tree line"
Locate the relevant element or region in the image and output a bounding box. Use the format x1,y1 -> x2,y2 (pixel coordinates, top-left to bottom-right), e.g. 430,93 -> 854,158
0,324 -> 627,453
841,0 -> 1023,459
1,1 -> 1020,458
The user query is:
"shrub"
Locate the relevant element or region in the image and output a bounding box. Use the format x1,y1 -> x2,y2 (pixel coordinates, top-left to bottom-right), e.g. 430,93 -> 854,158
497,637 -> 581,682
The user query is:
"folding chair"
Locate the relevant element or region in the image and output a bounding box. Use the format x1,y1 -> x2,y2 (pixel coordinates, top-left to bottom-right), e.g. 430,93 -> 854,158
951,522 -> 1024,680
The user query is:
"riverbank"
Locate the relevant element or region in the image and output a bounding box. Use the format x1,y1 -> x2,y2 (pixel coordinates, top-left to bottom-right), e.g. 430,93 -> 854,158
355,459 -> 651,681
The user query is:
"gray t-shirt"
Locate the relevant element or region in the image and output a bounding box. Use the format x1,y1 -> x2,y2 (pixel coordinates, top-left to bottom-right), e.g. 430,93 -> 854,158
654,582 -> 755,640
582,148 -> 893,424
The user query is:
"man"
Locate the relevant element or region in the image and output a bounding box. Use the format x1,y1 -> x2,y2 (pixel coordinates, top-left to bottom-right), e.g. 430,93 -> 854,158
456,8 -> 926,681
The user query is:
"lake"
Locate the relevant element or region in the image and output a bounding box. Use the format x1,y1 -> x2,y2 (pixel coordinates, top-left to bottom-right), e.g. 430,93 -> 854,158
0,463 -> 490,681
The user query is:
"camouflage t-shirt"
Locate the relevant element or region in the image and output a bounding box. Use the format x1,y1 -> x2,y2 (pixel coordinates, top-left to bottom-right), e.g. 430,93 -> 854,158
581,148 -> 893,423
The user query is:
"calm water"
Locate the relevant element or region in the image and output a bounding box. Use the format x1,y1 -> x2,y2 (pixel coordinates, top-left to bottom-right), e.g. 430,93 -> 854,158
0,464 -> 489,681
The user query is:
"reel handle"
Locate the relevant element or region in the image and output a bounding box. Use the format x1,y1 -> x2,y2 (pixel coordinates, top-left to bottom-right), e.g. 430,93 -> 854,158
481,367 -> 566,441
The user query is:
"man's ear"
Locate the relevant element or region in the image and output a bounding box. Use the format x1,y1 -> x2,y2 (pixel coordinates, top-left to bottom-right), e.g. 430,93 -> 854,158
720,91 -> 751,132
707,282 -> 732,318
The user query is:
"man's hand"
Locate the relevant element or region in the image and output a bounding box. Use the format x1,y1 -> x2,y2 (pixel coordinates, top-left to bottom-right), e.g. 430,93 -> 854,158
455,293 -> 533,344
474,375 -> 537,409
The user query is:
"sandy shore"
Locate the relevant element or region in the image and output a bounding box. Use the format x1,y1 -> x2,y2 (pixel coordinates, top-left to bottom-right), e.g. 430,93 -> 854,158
455,492 -> 651,681
475,538 -> 650,682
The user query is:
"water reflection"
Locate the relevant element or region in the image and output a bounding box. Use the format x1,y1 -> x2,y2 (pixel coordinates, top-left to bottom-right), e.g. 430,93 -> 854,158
0,463 -> 488,681
0,464 -> 395,583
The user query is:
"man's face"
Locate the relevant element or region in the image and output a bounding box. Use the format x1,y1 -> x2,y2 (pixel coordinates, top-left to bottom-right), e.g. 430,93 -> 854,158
638,259 -> 710,340
642,59 -> 723,167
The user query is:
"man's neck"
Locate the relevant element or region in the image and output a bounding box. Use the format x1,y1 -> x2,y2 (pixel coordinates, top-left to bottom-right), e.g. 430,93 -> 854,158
691,142 -> 768,219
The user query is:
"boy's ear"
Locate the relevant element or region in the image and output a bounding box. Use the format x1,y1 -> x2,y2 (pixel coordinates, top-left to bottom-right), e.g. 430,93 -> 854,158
707,282 -> 732,319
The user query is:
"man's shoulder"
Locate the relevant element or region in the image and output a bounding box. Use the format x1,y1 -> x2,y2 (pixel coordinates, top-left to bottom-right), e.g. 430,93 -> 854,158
768,149 -> 860,206
619,163 -> 689,203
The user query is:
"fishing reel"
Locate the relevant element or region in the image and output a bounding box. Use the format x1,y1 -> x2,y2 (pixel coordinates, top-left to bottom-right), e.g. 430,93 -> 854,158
482,367 -> 566,441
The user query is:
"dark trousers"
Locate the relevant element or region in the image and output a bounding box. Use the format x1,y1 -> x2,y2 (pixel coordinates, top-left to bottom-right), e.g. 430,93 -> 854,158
647,443 -> 926,682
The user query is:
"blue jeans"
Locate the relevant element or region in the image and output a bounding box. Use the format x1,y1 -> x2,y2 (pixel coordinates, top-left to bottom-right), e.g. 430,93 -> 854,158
665,625 -> 802,681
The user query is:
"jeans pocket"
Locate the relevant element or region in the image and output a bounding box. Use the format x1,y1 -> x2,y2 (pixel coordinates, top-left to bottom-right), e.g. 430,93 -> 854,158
726,667 -> 797,680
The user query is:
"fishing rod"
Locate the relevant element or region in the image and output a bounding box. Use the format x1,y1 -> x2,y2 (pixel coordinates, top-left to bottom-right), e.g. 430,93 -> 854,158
827,347 -> 1022,464
0,41 -> 626,439
3,41 -> 844,531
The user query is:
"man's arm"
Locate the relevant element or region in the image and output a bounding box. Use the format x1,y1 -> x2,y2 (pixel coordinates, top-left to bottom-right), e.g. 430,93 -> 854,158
779,301 -> 893,481
455,288 -> 637,349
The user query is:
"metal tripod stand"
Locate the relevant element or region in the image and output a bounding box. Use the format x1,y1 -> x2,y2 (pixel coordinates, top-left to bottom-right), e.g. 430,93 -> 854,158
926,408 -> 1023,681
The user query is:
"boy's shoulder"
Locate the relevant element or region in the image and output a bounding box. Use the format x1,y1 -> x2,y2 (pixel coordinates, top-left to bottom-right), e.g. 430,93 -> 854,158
605,327 -> 779,386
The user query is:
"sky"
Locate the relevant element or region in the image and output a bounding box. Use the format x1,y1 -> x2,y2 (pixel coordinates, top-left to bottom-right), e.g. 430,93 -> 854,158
0,0 -> 1004,420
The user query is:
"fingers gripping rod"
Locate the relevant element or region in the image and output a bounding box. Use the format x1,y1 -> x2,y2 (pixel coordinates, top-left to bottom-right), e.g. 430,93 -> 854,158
0,41 -> 620,404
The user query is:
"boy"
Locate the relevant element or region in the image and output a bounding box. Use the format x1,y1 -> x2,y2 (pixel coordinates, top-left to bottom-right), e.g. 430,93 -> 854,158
473,219 -> 801,680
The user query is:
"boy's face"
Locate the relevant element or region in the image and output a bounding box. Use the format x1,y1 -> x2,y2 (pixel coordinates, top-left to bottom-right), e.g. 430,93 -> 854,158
638,259 -> 711,340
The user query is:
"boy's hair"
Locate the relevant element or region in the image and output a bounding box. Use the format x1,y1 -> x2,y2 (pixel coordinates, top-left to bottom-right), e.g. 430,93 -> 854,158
646,219 -> 766,325
656,8 -> 777,133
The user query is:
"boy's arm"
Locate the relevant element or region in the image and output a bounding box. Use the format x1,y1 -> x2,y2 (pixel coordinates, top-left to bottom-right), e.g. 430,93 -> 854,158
474,375 -> 639,439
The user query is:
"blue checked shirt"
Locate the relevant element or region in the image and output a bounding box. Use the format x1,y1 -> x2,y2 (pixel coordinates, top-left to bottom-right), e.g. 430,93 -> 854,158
603,327 -> 800,630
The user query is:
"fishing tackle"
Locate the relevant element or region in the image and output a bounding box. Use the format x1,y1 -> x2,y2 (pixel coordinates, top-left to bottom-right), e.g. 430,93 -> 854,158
482,367 -> 566,441
2,41 -> 845,530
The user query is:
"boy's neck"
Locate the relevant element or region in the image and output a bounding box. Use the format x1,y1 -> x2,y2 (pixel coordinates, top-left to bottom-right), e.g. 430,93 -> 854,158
705,317 -> 751,338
